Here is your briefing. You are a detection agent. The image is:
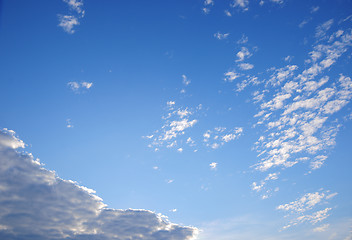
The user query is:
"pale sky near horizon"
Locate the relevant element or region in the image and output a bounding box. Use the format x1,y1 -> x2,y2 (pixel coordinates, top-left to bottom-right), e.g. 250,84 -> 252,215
0,0 -> 352,239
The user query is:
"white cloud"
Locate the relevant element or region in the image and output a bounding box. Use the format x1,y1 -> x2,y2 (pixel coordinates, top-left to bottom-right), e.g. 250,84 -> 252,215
224,71 -> 241,82
167,101 -> 175,107
68,81 -> 93,92
0,129 -> 198,239
66,119 -> 74,128
202,8 -> 210,14
238,63 -> 254,70
277,190 -> 337,229
313,224 -> 329,232
224,10 -> 232,17
236,47 -> 251,62
145,102 -> 200,150
58,0 -> 85,33
299,18 -> 311,28
209,162 -> 218,170
63,0 -> 84,15
204,127 -> 243,149
237,34 -> 248,44
311,6 -> 320,13
284,55 -> 293,62
182,74 -> 191,86
270,0 -> 284,4
58,15 -> 79,34
231,0 -> 249,11
214,32 -> 230,40
315,19 -> 334,39
81,81 -> 93,89
204,0 -> 214,6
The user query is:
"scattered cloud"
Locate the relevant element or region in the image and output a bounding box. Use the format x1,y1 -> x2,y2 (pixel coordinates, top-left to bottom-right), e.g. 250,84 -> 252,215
202,0 -> 214,14
231,0 -> 249,11
58,15 -> 79,34
214,32 -> 230,40
68,81 -> 93,93
63,0 -> 84,15
58,0 -> 85,33
145,102 -> 202,151
237,34 -> 248,44
203,127 -> 243,149
315,19 -> 334,39
277,190 -> 337,229
0,129 -> 198,240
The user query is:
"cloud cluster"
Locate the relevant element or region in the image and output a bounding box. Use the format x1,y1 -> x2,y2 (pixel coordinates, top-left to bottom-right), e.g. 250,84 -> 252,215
214,32 -> 230,40
277,190 -> 337,229
145,102 -> 201,152
0,129 -> 198,240
203,127 -> 243,149
58,0 -> 85,34
227,20 -> 352,177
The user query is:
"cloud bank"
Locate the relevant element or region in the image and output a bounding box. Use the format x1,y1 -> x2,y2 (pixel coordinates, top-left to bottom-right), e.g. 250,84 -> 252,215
0,128 -> 198,240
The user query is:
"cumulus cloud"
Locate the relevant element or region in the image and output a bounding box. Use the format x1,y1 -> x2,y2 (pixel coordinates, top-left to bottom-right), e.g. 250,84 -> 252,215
236,47 -> 251,62
0,129 -> 198,240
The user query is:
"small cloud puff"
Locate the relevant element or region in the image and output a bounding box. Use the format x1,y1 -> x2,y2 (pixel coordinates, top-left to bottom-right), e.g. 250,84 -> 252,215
214,32 -> 230,40
209,162 -> 218,170
68,81 -> 93,93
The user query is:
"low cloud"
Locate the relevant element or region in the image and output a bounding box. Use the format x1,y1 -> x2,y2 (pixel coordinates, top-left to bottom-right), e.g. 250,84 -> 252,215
0,129 -> 198,240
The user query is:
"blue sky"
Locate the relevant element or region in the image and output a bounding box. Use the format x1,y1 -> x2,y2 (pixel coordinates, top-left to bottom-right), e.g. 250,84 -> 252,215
0,0 -> 352,239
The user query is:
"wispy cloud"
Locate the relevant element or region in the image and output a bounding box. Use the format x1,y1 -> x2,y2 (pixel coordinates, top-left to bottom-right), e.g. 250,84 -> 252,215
231,0 -> 249,11
214,32 -> 230,40
68,81 -> 93,93
0,129 -> 198,239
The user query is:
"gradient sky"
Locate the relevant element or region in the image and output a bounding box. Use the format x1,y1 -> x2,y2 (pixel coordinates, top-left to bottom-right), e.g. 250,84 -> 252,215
1,0 -> 352,239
